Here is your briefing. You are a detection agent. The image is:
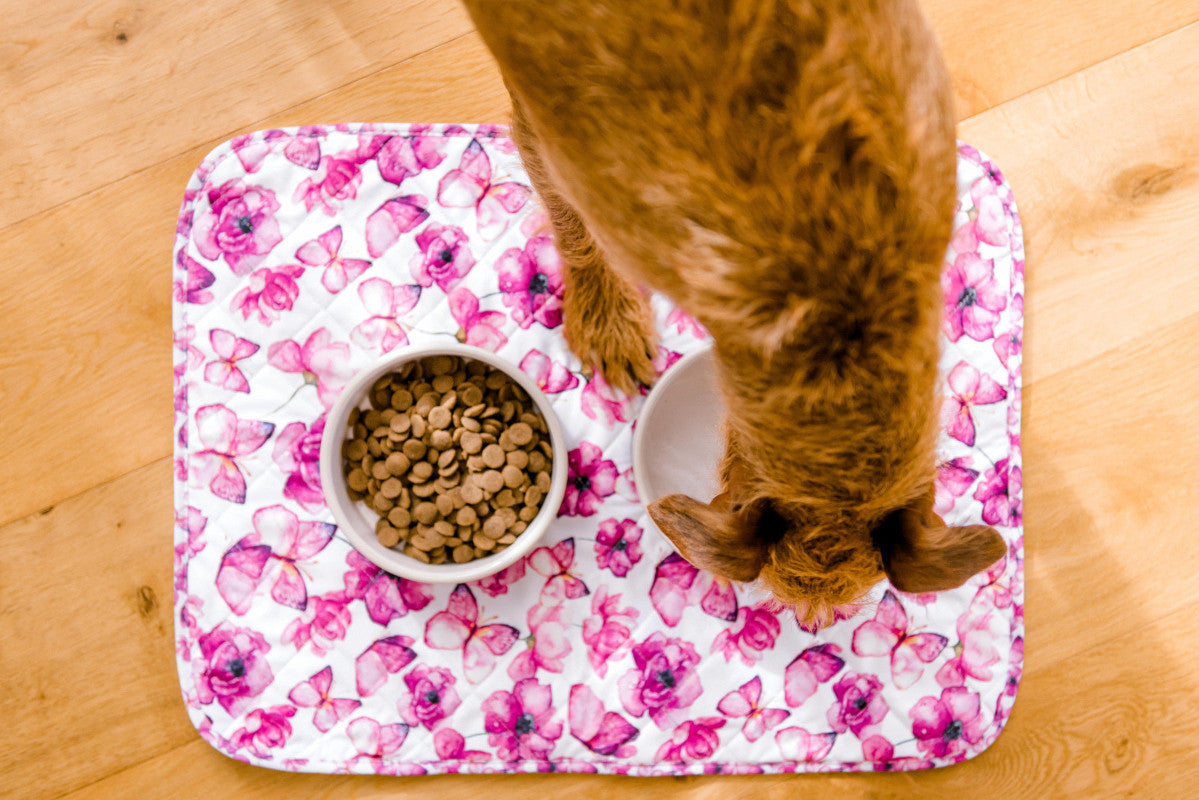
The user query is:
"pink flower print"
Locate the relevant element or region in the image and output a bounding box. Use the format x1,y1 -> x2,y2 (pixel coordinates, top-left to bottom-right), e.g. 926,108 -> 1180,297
666,307 -> 706,338
434,728 -> 491,763
852,591 -> 948,689
472,557 -> 527,597
399,665 -> 462,730
288,667 -> 361,733
496,236 -> 564,329
282,591 -> 352,656
649,552 -> 739,626
295,226 -> 371,294
341,550 -> 433,625
411,223 -> 476,292
355,635 -> 417,697
595,518 -> 643,577
712,603 -> 781,665
215,504 -> 335,613
448,286 -> 509,351
617,632 -> 703,728
365,195 -> 429,258
519,206 -> 551,238
936,608 -> 1001,688
190,404 -> 274,504
508,602 -> 571,680
860,734 -> 935,771
909,686 -> 986,759
351,279 -> 422,354
194,179 -> 283,275
231,264 -> 303,326
173,252 -> 215,305
294,154 -> 362,215
827,672 -> 889,738
934,457 -> 979,516
203,329 -> 258,393
656,717 -> 725,761
424,584 -> 520,683
616,466 -> 639,503
519,349 -> 580,394
568,684 -> 639,757
272,416 -> 326,513
783,643 -> 845,707
527,538 -> 589,604
560,442 -> 617,516
970,176 -> 1010,247
347,717 -> 409,767
580,370 -> 635,425
377,132 -> 448,185
283,129 -> 322,169
230,133 -> 273,173
267,328 -> 352,410
717,676 -> 789,742
994,323 -> 1023,373
482,678 -> 563,761
229,705 -> 295,758
651,346 -> 684,377
582,585 -> 639,677
942,252 -> 1008,343
175,505 -> 208,557
943,361 -> 1007,447
973,458 -> 1019,526
774,727 -> 836,762
192,622 -> 273,714
437,139 -> 530,240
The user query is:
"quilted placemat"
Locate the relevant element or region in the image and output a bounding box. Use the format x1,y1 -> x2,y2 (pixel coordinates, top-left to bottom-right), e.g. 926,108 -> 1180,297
172,124 -> 1024,775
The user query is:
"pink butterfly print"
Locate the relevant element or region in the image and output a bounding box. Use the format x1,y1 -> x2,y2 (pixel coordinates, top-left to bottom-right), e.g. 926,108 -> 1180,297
355,635 -> 417,696
203,329 -> 259,393
852,591 -> 949,689
342,551 -> 433,625
527,538 -> 590,605
347,717 -> 409,768
783,643 -> 845,707
649,552 -> 738,626
190,404 -> 274,503
365,195 -> 429,258
934,456 -> 979,516
424,584 -> 520,684
666,307 -> 707,338
230,133 -> 273,173
351,278 -> 422,353
436,139 -> 529,240
215,504 -> 335,613
377,131 -> 448,185
717,676 -> 790,742
448,286 -> 509,351
267,328 -> 353,410
774,726 -> 836,763
943,361 -> 1007,447
288,666 -> 361,732
295,226 -> 371,293
173,251 -> 215,305
507,601 -> 570,680
519,349 -> 580,394
433,729 -> 490,763
283,131 -> 322,170
569,684 -> 639,757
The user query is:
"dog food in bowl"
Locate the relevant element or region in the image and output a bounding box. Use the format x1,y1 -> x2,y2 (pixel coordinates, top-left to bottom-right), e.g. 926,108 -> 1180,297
341,354 -> 553,565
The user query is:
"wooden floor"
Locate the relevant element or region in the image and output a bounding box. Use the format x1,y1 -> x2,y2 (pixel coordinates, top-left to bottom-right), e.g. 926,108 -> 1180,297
3,1 -> 1199,797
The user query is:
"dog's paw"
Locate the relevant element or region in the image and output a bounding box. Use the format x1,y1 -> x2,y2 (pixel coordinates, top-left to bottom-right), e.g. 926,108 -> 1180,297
564,290 -> 659,395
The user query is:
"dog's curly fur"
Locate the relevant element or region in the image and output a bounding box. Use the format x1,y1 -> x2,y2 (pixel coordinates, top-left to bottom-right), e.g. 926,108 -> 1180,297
461,0 -> 1006,623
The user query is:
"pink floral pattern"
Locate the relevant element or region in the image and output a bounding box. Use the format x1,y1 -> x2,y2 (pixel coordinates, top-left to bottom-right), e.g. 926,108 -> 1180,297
174,126 -> 1023,775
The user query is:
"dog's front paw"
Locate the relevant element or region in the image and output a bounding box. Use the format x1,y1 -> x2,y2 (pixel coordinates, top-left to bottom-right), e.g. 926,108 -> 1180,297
564,288 -> 659,395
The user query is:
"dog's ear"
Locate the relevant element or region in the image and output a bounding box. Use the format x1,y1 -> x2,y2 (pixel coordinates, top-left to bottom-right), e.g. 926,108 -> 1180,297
647,494 -> 779,582
872,493 -> 1006,593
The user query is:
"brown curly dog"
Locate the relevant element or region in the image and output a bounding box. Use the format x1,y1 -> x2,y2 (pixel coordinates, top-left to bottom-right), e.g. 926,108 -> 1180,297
460,0 -> 1006,623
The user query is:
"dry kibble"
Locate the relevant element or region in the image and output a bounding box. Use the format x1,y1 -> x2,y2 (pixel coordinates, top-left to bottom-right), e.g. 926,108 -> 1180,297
342,355 -> 556,565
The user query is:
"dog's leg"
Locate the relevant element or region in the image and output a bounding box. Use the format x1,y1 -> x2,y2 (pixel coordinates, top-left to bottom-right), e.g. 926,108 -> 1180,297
510,103 -> 658,394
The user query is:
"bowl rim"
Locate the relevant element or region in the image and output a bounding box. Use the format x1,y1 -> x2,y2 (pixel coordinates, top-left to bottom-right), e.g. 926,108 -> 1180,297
318,342 -> 569,583
632,342 -> 719,509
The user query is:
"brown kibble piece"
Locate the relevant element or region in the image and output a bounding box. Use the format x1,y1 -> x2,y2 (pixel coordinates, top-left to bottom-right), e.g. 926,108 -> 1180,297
480,470 -> 505,494
405,546 -> 431,564
460,431 -> 483,454
482,444 -> 505,469
390,389 -> 414,411
485,371 -> 506,390
412,481 -> 436,498
528,451 -> 547,472
364,410 -> 384,430
512,521 -> 527,534
377,525 -> 402,548
371,462 -> 391,481
461,384 -> 483,406
389,414 -> 411,434
438,449 -> 456,468
473,532 -> 495,550
380,477 -> 403,499
462,484 -> 484,504
483,515 -> 506,540
506,450 -> 529,470
508,422 -> 534,446
414,502 -> 438,525
430,429 -> 452,450
403,439 -> 427,460
498,533 -> 517,545
410,415 -> 427,438
453,544 -> 474,563
410,461 -> 434,482
388,507 -> 412,528
385,452 -> 410,476
346,439 -> 368,461
494,489 -> 517,508
456,506 -> 478,526
436,494 -> 454,517
373,493 -> 393,512
519,504 -> 538,522
428,405 -> 452,430
348,469 -> 368,493
433,520 -> 455,537
497,507 -> 517,528
524,485 -> 543,506
502,464 -> 524,489
536,471 -> 551,493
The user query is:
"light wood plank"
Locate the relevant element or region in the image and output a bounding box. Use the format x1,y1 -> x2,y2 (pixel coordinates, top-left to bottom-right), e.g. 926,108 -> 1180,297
959,20 -> 1199,385
0,33 -> 510,526
0,0 -> 474,229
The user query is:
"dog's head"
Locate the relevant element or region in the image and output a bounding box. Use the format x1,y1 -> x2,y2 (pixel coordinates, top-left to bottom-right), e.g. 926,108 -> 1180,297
647,487 -> 1005,624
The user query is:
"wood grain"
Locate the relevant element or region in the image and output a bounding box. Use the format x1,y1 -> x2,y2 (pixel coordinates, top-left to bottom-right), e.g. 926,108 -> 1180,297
0,33 -> 509,527
4,0 -> 1199,798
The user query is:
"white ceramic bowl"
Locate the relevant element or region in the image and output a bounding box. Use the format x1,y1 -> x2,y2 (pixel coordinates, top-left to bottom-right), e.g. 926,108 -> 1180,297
319,343 -> 568,583
633,344 -> 726,517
